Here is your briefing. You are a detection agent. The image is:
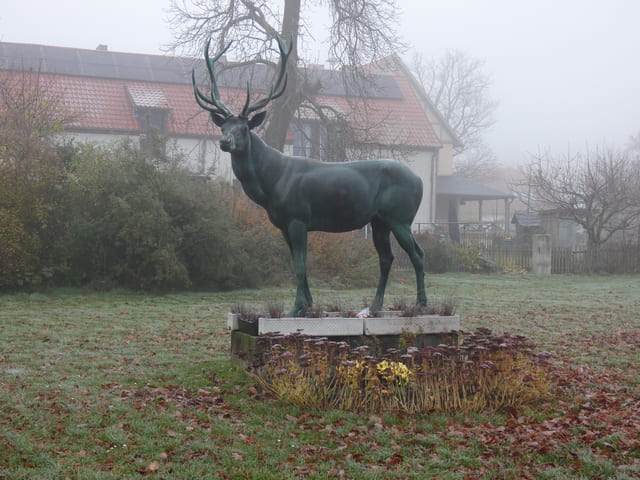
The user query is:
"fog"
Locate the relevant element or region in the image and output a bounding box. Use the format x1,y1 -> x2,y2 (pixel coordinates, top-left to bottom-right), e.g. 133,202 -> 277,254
2,0 -> 639,165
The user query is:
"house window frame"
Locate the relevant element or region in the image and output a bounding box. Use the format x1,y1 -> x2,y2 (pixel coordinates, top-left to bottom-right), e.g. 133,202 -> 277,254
136,107 -> 169,133
291,118 -> 347,162
136,107 -> 170,154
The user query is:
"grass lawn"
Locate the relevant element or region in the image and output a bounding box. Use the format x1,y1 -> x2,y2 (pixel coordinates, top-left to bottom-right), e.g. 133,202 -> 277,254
1,273 -> 639,479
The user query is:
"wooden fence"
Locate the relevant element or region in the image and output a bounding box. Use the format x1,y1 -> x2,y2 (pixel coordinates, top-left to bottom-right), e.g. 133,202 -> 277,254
392,240 -> 640,274
551,246 -> 640,274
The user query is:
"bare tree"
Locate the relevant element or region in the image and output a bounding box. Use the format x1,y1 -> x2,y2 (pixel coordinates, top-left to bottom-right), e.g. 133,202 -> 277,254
628,130 -> 640,155
412,49 -> 498,179
452,142 -> 498,181
168,0 -> 403,151
514,147 -> 640,250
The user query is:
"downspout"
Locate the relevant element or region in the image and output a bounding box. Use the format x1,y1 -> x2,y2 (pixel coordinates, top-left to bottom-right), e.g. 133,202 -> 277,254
430,148 -> 438,228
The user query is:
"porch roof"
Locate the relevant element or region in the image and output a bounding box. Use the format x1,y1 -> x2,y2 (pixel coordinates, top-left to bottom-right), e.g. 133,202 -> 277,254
436,175 -> 515,201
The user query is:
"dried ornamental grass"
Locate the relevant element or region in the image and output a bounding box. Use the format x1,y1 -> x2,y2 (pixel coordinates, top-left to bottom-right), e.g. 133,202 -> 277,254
251,329 -> 551,414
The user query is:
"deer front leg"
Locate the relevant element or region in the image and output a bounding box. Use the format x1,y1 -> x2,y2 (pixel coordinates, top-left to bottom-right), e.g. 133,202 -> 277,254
282,229 -> 312,315
286,220 -> 312,317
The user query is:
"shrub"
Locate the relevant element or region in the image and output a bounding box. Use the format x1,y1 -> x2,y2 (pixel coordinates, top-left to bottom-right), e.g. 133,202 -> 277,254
63,139 -> 263,290
0,208 -> 39,287
63,141 -> 187,289
0,71 -> 69,288
0,121 -> 387,291
415,233 -> 499,273
251,329 -> 550,414
449,243 -> 485,272
229,192 -> 292,287
307,232 -> 378,287
415,233 -> 451,273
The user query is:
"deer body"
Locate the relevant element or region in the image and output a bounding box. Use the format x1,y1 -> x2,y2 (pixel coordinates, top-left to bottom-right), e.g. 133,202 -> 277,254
232,131 -> 422,233
195,37 -> 427,316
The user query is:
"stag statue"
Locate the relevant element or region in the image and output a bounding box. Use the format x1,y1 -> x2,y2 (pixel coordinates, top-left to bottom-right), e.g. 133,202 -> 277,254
193,37 -> 427,317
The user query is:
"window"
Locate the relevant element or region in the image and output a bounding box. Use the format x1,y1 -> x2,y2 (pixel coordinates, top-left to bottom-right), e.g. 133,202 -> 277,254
291,119 -> 346,162
292,122 -> 321,158
136,107 -> 168,132
126,84 -> 171,152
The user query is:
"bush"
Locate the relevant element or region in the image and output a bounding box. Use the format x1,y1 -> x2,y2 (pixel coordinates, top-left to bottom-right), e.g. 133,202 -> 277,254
0,125 -> 386,291
229,192 -> 292,287
449,243 -> 492,272
0,73 -> 68,289
416,233 -> 452,273
307,232 -> 378,287
62,141 -> 182,289
63,140 -> 274,291
415,233 -> 498,273
0,208 -> 39,287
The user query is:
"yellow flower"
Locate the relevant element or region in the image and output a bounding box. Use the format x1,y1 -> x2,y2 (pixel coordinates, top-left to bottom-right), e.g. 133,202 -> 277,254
376,360 -> 412,385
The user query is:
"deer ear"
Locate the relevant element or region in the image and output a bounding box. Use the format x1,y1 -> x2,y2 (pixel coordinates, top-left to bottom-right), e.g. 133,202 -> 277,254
248,111 -> 267,130
211,112 -> 227,127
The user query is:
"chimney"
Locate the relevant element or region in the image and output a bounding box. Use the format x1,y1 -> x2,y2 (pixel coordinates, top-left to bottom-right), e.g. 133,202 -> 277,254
96,44 -> 108,51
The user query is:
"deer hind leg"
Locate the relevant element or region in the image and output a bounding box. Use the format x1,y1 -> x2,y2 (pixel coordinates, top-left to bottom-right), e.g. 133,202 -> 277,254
284,221 -> 312,317
371,217 -> 393,313
391,224 -> 427,309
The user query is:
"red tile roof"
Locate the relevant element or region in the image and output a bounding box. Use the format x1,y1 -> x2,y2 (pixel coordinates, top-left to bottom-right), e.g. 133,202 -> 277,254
1,42 -> 441,148
313,72 -> 442,147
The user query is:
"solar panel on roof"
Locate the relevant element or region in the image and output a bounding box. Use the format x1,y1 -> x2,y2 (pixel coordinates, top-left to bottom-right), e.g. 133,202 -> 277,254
73,50 -> 117,78
41,46 -> 81,75
148,56 -> 188,81
117,65 -> 152,81
0,41 -> 403,99
0,44 -> 45,72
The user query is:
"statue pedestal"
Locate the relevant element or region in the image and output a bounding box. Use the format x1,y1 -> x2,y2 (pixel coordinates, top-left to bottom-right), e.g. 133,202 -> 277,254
228,312 -> 460,368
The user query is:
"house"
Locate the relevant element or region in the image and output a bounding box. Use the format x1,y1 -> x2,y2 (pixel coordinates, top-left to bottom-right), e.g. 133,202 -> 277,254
368,58 -> 515,240
0,40 -> 464,229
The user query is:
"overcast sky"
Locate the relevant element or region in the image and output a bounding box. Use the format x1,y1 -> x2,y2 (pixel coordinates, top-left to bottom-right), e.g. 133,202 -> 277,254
2,0 -> 639,165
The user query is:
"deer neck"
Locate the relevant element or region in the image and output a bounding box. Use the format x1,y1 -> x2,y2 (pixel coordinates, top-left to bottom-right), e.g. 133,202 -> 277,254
230,132 -> 279,207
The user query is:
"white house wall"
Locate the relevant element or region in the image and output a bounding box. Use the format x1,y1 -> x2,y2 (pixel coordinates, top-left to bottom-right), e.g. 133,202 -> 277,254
61,131 -> 132,147
59,132 -> 234,180
437,144 -> 454,175
404,150 -> 436,229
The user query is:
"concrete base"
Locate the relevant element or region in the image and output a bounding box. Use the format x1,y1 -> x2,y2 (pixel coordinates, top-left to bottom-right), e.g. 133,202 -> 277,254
228,313 -> 461,368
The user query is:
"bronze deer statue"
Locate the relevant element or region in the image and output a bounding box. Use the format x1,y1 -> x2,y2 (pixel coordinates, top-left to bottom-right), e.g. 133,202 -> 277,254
193,37 -> 427,317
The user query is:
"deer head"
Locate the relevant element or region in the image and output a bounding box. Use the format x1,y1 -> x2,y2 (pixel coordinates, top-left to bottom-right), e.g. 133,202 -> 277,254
192,37 -> 291,152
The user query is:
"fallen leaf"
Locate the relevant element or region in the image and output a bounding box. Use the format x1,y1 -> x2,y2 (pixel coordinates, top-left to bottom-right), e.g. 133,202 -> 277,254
148,460 -> 160,473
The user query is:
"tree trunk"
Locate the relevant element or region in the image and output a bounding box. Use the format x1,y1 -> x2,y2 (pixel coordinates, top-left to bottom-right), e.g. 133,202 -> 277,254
263,0 -> 300,151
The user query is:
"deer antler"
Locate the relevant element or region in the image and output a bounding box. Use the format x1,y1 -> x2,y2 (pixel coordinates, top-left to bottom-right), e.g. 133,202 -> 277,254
193,36 -> 292,118
192,39 -> 233,117
241,36 -> 292,116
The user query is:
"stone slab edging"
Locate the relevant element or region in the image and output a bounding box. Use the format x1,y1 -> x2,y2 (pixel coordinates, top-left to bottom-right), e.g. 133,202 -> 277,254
228,313 -> 460,336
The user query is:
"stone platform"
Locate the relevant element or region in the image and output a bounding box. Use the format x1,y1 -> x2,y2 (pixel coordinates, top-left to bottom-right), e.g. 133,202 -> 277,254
228,312 -> 460,367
